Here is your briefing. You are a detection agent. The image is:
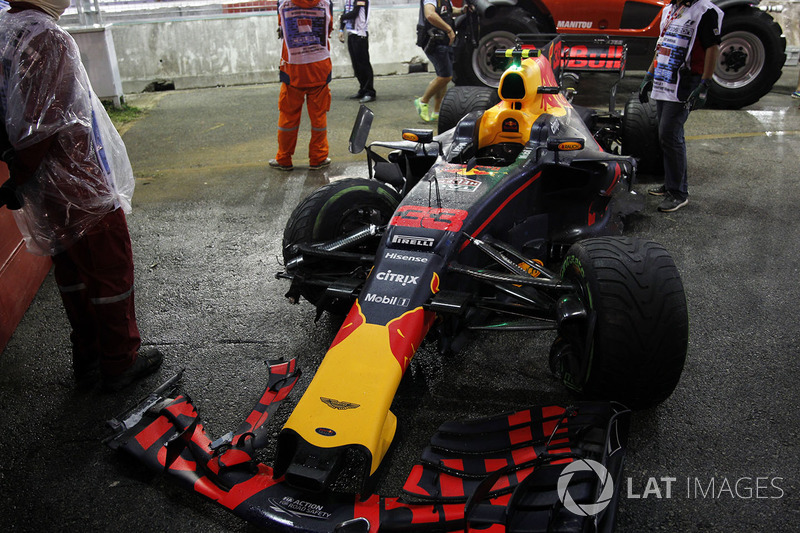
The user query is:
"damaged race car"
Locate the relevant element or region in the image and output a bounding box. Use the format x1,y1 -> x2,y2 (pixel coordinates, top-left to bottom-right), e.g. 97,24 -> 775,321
106,37 -> 688,532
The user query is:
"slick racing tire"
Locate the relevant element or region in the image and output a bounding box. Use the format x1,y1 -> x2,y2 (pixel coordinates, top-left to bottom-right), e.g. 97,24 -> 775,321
453,8 -> 541,89
283,178 -> 401,311
555,237 -> 688,410
438,85 -> 500,134
621,96 -> 662,176
710,7 -> 785,109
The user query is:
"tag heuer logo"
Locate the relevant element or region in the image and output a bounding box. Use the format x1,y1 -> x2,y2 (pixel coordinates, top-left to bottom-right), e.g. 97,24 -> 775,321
321,397 -> 360,410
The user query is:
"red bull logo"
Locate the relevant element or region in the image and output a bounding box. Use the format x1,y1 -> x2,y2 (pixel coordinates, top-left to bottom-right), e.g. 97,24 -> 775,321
329,302 -> 365,350
386,308 -> 434,372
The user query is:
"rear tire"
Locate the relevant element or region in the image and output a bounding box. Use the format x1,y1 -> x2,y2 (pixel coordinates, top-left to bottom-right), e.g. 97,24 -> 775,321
621,96 -> 662,176
557,237 -> 688,409
438,85 -> 499,134
283,178 -> 400,309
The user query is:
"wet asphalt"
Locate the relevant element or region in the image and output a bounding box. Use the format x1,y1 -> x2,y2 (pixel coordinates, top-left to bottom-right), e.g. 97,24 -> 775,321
0,66 -> 799,532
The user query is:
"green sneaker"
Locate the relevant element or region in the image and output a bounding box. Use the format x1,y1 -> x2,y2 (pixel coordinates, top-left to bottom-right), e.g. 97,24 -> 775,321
429,111 -> 439,123
414,98 -> 430,122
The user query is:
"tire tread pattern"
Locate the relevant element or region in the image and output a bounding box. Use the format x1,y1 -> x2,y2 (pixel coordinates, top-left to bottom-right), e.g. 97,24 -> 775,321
564,236 -> 688,409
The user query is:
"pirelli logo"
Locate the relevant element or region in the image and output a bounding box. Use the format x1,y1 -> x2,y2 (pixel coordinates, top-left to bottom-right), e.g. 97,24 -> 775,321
391,234 -> 435,248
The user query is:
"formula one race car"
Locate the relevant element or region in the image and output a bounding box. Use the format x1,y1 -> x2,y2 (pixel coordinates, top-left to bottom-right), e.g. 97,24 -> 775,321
106,38 -> 688,532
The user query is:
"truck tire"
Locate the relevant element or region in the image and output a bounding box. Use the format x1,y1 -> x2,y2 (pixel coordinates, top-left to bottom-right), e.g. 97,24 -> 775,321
283,178 -> 400,310
710,6 -> 786,109
621,96 -> 663,176
555,237 -> 688,410
438,85 -> 500,134
454,8 -> 542,88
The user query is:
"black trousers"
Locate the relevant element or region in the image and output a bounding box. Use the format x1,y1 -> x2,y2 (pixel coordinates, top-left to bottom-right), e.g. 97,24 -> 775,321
347,33 -> 375,97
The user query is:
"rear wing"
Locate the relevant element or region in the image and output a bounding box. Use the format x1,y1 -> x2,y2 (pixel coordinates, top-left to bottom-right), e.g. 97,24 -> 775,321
515,34 -> 628,112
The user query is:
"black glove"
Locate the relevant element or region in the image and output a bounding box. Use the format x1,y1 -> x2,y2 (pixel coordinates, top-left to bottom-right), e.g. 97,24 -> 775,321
686,79 -> 710,111
0,178 -> 22,210
638,72 -> 654,104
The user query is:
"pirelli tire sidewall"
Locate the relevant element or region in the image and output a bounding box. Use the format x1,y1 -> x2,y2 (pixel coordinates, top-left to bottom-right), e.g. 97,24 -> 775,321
559,236 -> 689,410
282,178 -> 401,307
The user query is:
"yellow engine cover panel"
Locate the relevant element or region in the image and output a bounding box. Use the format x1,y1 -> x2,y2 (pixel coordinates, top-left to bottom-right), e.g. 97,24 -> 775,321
479,55 -> 570,148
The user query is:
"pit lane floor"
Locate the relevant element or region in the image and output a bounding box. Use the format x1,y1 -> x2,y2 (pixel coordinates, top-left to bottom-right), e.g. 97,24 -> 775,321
1,66 -> 798,532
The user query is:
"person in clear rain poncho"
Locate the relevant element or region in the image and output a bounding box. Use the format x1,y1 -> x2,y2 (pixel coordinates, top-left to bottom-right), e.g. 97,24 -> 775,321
0,0 -> 163,391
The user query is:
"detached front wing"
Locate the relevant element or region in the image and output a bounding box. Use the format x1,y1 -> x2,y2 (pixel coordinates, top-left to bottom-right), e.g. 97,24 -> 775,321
105,360 -> 630,533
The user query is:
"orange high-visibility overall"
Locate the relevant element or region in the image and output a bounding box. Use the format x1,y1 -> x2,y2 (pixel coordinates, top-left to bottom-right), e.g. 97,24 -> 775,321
275,0 -> 333,167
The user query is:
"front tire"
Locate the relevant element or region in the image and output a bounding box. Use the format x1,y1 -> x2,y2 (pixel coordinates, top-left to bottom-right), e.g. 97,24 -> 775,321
710,7 -> 786,109
556,237 -> 688,409
283,178 -> 401,309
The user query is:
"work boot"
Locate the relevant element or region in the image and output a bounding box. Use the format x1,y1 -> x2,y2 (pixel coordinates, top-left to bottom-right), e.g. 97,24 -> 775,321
309,158 -> 331,170
74,360 -> 100,391
101,348 -> 164,392
269,159 -> 293,171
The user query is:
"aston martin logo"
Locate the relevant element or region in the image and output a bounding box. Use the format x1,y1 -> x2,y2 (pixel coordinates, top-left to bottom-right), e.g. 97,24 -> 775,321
320,397 -> 360,410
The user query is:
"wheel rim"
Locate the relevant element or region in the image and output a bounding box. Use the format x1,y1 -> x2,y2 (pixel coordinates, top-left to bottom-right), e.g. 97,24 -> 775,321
557,263 -> 594,392
714,31 -> 765,90
471,30 -> 517,87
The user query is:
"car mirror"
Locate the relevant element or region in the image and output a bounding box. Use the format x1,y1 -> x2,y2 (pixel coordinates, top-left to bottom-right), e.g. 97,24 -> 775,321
349,105 -> 374,154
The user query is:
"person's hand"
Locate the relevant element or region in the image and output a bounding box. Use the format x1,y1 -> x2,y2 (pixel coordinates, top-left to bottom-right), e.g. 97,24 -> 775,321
339,30 -> 345,43
447,27 -> 455,45
0,178 -> 22,210
686,80 -> 710,111
639,72 -> 654,103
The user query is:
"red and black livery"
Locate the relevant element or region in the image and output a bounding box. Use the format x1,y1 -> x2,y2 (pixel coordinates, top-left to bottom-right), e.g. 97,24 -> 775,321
106,362 -> 630,532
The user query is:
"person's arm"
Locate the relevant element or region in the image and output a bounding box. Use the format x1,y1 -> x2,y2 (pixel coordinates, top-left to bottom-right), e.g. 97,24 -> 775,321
340,0 -> 365,24
5,30 -> 64,187
701,44 -> 719,83
686,10 -> 722,110
697,9 -> 721,84
423,3 -> 455,44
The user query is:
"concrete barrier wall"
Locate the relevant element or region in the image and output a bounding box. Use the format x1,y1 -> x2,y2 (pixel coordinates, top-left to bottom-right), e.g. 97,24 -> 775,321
82,3 -> 798,94
109,7 -> 424,93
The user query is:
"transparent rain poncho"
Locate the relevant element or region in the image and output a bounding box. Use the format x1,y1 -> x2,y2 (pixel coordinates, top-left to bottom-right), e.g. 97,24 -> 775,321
0,10 -> 134,256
